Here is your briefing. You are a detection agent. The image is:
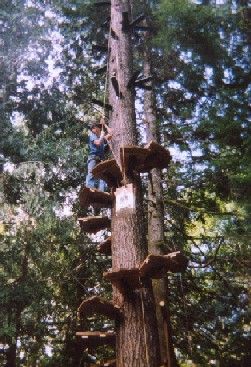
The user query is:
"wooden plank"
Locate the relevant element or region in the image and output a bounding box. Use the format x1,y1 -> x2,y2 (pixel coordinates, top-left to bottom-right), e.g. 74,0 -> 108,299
143,141 -> 171,171
104,268 -> 141,289
79,187 -> 113,208
76,331 -> 114,337
98,236 -> 112,255
120,141 -> 171,174
91,360 -> 116,367
139,251 -> 188,279
78,216 -> 111,233
120,145 -> 149,175
92,159 -> 122,188
78,296 -> 122,320
102,359 -> 116,367
76,331 -> 115,348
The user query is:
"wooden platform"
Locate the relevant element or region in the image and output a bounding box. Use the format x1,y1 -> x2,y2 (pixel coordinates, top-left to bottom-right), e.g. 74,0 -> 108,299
98,236 -> 112,255
139,251 -> 188,279
78,216 -> 111,233
103,268 -> 141,289
91,360 -> 116,367
101,360 -> 116,367
78,296 -> 122,320
76,331 -> 115,348
92,159 -> 123,188
120,141 -> 171,174
79,187 -> 113,208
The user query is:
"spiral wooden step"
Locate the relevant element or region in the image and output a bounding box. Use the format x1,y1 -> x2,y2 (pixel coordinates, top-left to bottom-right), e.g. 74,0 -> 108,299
120,140 -> 171,174
97,236 -> 112,255
78,216 -> 111,233
89,359 -> 116,367
78,296 -> 122,321
101,359 -> 116,367
79,187 -> 113,208
92,159 -> 123,188
104,268 -> 141,289
76,331 -> 115,348
140,251 -> 188,279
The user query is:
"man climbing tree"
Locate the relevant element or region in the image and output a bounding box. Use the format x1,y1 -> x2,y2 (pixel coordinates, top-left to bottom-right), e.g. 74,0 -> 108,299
85,117 -> 112,192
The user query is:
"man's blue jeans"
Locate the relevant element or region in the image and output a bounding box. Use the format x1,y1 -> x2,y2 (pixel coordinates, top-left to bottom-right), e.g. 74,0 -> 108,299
85,157 -> 106,192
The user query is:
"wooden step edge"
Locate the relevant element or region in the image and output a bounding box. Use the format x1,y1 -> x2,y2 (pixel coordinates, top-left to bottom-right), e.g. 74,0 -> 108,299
78,216 -> 111,233
97,236 -> 112,255
139,251 -> 188,278
79,187 -> 113,208
76,331 -> 115,337
78,296 -> 122,320
103,268 -> 141,289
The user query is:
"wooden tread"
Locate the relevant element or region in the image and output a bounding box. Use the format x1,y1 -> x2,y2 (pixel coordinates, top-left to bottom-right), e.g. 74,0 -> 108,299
76,331 -> 115,348
79,187 -> 113,208
91,360 -> 116,367
120,140 -> 171,174
98,236 -> 112,255
140,251 -> 188,278
92,159 -> 123,188
103,252 -> 187,289
103,268 -> 141,289
101,359 -> 116,367
78,296 -> 122,320
78,216 -> 111,233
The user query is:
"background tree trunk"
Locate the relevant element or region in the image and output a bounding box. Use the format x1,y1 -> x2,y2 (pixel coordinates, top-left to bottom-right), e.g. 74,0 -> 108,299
143,19 -> 179,367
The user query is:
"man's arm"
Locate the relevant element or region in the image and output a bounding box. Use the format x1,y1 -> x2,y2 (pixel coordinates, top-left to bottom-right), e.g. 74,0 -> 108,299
93,131 -> 106,146
100,117 -> 113,141
93,125 -> 112,146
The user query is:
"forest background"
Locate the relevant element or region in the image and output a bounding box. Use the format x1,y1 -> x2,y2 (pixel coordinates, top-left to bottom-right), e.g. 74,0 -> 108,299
0,0 -> 250,366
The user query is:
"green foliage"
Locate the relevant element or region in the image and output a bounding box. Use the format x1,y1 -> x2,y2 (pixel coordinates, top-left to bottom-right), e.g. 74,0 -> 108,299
154,0 -> 251,364
156,0 -> 226,67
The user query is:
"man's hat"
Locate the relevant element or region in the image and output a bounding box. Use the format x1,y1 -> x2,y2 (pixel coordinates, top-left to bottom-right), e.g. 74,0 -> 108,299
89,122 -> 102,130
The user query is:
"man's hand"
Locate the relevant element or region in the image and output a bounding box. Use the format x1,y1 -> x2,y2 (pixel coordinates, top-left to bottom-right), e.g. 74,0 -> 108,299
100,116 -> 106,126
99,117 -> 113,141
105,133 -> 112,141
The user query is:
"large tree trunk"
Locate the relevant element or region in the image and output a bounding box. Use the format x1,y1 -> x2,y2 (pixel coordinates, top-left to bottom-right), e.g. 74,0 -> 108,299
143,17 -> 179,367
108,1 -> 160,366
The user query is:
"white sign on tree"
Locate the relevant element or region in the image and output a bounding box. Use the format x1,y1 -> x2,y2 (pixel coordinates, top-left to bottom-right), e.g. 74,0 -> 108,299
115,183 -> 136,213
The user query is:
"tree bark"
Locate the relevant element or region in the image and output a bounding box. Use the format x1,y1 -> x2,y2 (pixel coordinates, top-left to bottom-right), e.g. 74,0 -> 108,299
108,1 -> 160,366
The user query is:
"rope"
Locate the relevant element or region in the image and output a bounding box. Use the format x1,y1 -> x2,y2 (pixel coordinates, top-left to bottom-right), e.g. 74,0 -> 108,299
98,21 -> 119,165
90,21 -> 117,164
101,22 -> 112,132
114,46 -> 127,184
